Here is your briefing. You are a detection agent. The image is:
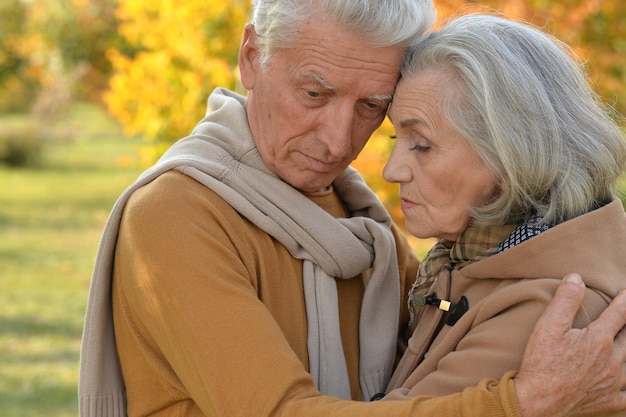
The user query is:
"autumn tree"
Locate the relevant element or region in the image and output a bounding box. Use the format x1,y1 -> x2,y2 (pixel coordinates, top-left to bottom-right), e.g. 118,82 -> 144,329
0,0 -> 120,114
105,0 -> 249,162
0,0 -> 39,112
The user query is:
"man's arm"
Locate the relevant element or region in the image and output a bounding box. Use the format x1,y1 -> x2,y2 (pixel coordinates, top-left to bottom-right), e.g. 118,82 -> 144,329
515,273 -> 626,417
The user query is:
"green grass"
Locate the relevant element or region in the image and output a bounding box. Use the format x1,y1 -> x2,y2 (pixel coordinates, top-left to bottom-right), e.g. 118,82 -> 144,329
0,103 -> 143,417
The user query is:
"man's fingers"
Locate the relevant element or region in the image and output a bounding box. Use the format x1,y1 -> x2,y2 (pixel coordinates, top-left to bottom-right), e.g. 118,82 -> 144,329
616,326 -> 626,362
588,288 -> 626,337
517,275 -> 626,417
537,273 -> 586,332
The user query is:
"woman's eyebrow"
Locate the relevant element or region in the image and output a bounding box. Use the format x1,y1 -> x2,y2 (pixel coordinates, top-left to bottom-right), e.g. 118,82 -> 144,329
400,118 -> 428,129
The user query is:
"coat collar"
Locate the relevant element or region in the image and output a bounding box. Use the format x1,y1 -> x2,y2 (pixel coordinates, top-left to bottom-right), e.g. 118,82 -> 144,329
460,199 -> 626,296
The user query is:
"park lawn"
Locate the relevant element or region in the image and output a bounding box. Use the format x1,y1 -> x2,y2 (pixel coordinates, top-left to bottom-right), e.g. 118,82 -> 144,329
0,103 -> 143,417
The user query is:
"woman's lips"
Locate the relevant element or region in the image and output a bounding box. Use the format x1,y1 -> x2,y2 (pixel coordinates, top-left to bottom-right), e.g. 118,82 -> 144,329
400,198 -> 418,212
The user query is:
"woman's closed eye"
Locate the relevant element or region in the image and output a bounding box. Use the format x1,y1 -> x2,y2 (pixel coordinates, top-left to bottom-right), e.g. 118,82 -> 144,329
390,133 -> 431,153
410,143 -> 431,152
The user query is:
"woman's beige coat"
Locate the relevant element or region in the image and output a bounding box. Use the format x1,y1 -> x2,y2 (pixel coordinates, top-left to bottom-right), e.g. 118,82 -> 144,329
387,199 -> 625,417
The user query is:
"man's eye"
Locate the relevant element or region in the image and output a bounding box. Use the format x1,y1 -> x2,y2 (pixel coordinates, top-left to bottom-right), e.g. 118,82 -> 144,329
363,101 -> 387,113
306,90 -> 321,98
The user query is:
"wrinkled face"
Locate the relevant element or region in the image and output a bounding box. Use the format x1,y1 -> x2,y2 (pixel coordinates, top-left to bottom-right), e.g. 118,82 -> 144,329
239,19 -> 404,192
383,69 -> 499,241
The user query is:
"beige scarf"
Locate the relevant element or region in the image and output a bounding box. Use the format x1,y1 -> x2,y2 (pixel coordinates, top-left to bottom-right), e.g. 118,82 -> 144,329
78,89 -> 400,416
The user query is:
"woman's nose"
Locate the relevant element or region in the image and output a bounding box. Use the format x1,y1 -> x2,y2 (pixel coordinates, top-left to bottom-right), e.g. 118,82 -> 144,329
383,144 -> 411,183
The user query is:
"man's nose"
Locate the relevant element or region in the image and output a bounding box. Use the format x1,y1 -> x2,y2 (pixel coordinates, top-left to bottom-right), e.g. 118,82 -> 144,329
319,104 -> 354,158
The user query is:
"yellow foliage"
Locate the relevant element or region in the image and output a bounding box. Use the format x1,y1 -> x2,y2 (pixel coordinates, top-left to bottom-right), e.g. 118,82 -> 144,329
105,0 -> 250,145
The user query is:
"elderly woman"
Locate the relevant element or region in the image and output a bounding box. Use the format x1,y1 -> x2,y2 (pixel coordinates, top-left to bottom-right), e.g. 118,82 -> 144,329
382,13 -> 626,406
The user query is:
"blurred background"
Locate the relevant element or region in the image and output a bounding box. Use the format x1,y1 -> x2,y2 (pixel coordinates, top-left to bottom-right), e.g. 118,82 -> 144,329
0,1 -> 624,416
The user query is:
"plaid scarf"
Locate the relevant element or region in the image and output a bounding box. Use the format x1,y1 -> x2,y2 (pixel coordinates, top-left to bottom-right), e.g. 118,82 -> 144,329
408,224 -> 515,326
408,216 -> 554,326
498,214 -> 553,252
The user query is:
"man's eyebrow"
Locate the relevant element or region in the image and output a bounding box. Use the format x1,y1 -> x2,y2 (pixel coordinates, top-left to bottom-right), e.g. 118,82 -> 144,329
304,73 -> 392,101
369,93 -> 393,101
305,72 -> 336,90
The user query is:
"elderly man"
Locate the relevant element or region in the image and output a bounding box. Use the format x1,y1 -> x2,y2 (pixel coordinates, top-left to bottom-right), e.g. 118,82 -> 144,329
79,1 -> 626,416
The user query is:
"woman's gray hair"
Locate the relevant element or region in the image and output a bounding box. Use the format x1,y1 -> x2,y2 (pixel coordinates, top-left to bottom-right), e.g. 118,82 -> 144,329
250,0 -> 436,66
402,13 -> 626,226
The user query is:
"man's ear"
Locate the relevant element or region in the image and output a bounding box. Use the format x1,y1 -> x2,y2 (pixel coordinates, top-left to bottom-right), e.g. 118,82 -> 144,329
239,23 -> 259,90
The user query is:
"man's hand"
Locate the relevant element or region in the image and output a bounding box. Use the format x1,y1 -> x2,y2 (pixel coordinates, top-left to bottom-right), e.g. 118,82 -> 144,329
515,273 -> 626,417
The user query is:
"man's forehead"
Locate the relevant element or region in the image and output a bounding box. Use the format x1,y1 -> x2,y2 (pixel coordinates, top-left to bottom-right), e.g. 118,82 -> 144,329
280,19 -> 403,96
